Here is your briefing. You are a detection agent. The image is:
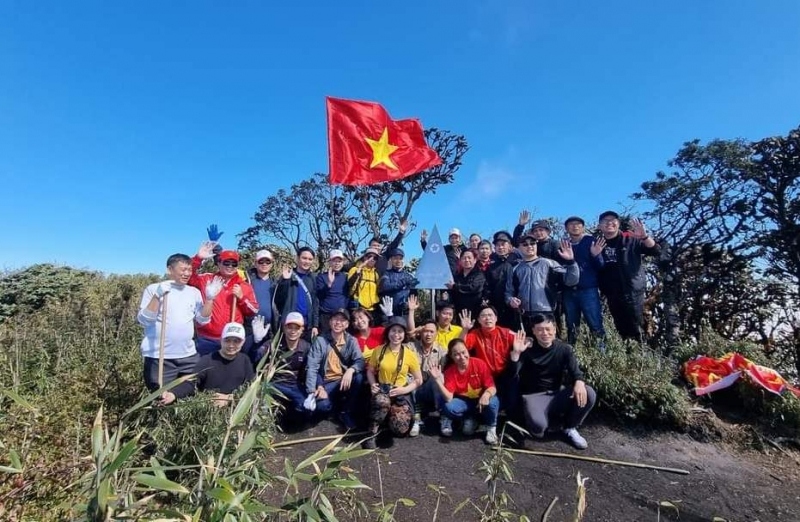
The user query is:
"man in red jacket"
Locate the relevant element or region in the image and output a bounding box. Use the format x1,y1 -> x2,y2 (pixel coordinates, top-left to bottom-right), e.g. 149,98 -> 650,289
189,241 -> 259,355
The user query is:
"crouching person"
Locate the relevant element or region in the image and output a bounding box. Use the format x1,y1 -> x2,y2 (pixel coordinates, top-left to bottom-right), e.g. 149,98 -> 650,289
363,317 -> 422,449
305,309 -> 365,430
428,339 -> 500,445
270,312 -> 312,425
159,322 -> 254,408
511,314 -> 596,449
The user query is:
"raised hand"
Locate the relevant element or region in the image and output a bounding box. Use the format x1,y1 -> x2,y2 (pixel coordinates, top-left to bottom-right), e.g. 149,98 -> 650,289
252,315 -> 270,343
420,229 -> 428,242
459,309 -> 474,330
399,218 -> 408,234
511,329 -> 528,355
518,209 -> 531,226
197,241 -> 217,260
327,267 -> 335,285
380,296 -> 394,317
205,277 -> 224,300
206,224 -> 224,242
590,237 -> 606,256
281,265 -> 292,279
407,294 -> 419,311
155,281 -> 172,298
428,363 -> 442,381
558,239 -> 574,261
630,217 -> 648,239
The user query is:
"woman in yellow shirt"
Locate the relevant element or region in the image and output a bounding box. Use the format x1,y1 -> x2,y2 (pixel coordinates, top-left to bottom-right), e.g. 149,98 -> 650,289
363,317 -> 422,448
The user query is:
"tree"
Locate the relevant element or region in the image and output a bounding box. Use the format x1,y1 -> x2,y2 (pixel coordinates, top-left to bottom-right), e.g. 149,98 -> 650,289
238,128 -> 469,265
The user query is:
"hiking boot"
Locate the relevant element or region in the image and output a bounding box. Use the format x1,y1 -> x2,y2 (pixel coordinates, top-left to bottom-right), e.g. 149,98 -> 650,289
462,417 -> 478,436
440,417 -> 453,437
409,420 -> 421,437
564,428 -> 588,449
484,426 -> 499,445
362,436 -> 376,449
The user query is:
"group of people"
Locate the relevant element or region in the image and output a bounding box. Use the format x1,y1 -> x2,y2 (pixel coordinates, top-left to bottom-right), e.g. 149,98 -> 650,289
138,210 -> 662,450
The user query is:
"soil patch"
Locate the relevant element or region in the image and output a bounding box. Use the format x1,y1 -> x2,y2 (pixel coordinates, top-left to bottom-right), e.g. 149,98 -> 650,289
268,417 -> 800,521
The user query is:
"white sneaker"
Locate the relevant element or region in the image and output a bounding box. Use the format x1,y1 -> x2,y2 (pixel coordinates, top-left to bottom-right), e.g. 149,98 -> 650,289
484,426 -> 498,445
462,417 -> 478,436
564,428 -> 588,449
409,420 -> 421,437
440,417 -> 453,437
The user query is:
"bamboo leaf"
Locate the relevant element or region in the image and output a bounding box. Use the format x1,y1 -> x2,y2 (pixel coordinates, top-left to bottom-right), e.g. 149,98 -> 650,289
9,449 -> 22,471
397,498 -> 416,507
122,374 -> 195,419
0,465 -> 22,474
296,436 -> 343,471
229,375 -> 262,428
149,456 -> 168,480
1,389 -> 37,413
327,479 -> 369,489
326,448 -> 374,463
229,431 -> 257,464
91,406 -> 104,462
105,435 -> 141,475
207,487 -> 235,504
133,473 -> 190,494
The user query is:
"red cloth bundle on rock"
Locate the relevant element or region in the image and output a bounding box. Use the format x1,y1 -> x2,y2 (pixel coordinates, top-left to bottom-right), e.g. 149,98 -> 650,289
683,352 -> 800,398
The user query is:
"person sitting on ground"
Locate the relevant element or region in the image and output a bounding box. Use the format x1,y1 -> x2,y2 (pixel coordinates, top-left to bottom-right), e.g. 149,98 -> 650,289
412,327 -> 447,434
159,322 -> 255,407
350,307 -> 386,361
269,312 -> 313,425
189,243 -> 260,355
364,317 -> 423,448
511,314 -> 596,450
305,308 -> 365,429
138,253 -> 220,392
378,248 -> 419,318
428,338 -> 500,445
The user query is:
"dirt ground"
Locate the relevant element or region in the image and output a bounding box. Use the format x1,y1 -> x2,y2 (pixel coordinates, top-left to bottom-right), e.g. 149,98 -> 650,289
269,415 -> 800,522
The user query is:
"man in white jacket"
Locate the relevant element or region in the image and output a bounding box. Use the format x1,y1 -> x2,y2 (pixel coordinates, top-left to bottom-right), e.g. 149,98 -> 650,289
138,253 -> 221,391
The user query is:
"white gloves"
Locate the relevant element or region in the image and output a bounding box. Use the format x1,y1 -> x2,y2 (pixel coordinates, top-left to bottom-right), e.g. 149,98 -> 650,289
252,315 -> 271,343
379,296 -> 394,317
205,277 -> 224,300
303,393 -> 317,412
155,281 -> 172,298
197,240 -> 217,260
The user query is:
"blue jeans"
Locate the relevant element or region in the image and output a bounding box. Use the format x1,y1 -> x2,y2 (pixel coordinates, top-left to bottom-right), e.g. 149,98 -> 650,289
413,378 -> 441,415
274,381 -> 308,414
563,288 -> 605,345
315,372 -> 364,416
442,396 -> 500,427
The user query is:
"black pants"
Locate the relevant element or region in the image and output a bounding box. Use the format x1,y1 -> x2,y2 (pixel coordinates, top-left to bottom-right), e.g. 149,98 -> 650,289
605,291 -> 645,342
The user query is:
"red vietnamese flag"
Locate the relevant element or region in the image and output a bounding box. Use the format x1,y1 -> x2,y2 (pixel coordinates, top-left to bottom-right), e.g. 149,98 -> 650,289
327,96 -> 442,186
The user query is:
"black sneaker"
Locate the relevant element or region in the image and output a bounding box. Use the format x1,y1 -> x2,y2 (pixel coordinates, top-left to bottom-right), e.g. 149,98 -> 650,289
362,437 -> 377,449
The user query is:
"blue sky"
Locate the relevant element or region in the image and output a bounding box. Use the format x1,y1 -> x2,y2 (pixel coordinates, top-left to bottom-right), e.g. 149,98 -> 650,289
2,0 -> 799,275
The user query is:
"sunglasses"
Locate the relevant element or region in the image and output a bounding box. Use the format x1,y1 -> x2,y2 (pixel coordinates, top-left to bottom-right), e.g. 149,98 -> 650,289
221,261 -> 239,267
520,241 -> 536,247
257,259 -> 273,265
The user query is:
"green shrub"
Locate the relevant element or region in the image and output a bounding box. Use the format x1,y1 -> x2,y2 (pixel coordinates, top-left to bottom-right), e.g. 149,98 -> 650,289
575,329 -> 691,429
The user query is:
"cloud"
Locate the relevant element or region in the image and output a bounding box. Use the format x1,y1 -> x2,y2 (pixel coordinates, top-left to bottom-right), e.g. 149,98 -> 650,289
469,0 -> 537,47
462,160 -> 521,202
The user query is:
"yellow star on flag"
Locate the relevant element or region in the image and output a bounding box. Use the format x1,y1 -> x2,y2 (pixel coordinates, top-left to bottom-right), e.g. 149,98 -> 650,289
365,127 -> 398,170
465,383 -> 482,399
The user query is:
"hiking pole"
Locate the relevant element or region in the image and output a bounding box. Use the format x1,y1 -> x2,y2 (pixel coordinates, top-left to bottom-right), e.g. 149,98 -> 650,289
158,292 -> 169,387
230,296 -> 238,322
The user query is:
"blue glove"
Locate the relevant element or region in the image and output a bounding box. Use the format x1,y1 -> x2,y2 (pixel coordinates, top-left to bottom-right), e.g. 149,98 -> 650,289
206,224 -> 224,242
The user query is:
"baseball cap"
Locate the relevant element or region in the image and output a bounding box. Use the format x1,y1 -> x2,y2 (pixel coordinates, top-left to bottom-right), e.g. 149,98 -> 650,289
492,231 -> 513,244
218,250 -> 240,262
328,249 -> 344,260
388,248 -> 405,258
385,316 -> 408,331
255,250 -> 273,261
599,210 -> 620,222
284,312 -> 305,326
363,247 -> 381,257
530,221 -> 551,232
221,322 -> 246,340
331,308 -> 350,321
564,216 -> 585,227
449,228 -> 461,237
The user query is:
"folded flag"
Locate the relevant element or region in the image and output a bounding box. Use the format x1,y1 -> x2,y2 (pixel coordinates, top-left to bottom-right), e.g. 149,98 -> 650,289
326,97 -> 442,186
683,352 -> 800,398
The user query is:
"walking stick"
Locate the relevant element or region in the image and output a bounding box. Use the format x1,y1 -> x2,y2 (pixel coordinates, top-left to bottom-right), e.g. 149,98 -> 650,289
158,292 -> 169,388
230,296 -> 238,322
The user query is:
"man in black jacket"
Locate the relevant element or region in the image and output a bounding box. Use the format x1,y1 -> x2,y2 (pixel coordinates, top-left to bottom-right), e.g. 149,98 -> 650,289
594,211 -> 661,343
274,246 -> 319,341
510,314 -> 596,449
485,230 -> 522,329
